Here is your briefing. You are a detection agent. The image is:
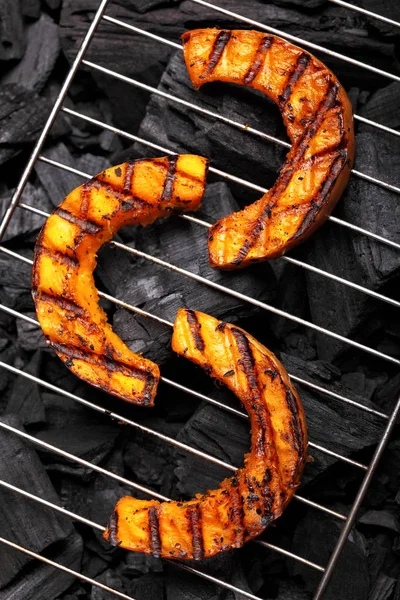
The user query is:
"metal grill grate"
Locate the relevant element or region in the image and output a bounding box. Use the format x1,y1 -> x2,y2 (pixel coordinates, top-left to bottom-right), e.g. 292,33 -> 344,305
0,1 -> 399,598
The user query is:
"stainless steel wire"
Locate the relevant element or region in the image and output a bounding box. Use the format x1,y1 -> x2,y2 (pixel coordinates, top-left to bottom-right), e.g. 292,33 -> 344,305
82,59 -> 400,197
58,108 -> 400,252
188,0 -> 400,82
101,13 -> 400,140
0,422 -> 325,576
0,536 -> 136,600
0,297 -> 347,521
0,0 -> 398,597
19,153 -> 400,309
328,0 -> 400,28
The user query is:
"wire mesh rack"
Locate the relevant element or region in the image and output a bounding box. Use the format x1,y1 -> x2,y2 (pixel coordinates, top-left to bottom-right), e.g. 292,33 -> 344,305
0,0 -> 399,598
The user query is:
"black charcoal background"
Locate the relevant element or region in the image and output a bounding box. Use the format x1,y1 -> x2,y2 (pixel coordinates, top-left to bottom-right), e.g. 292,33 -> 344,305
0,0 -> 400,599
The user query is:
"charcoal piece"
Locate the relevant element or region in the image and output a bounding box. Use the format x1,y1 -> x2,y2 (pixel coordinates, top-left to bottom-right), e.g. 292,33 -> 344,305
124,429 -> 173,488
0,182 -> 52,242
359,510 -> 400,533
43,0 -> 61,9
0,84 -> 52,166
76,154 -> 110,178
96,244 -> 136,295
5,350 -> 45,425
42,392 -> 97,429
0,414 -> 73,588
91,570 -> 128,600
368,574 -> 396,600
0,533 -> 83,600
1,14 -> 60,93
292,513 -> 369,599
0,252 -> 31,290
122,553 -> 163,577
129,573 -> 165,600
359,83 -> 400,132
111,182 -> 276,367
82,549 -> 109,579
36,424 -> 120,479
374,373 -> 400,414
0,0 -> 25,61
21,0 -> 41,19
35,142 -> 86,207
17,313 -> 47,352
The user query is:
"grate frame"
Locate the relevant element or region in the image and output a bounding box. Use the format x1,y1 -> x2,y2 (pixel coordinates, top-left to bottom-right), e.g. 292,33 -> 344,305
0,1 -> 399,599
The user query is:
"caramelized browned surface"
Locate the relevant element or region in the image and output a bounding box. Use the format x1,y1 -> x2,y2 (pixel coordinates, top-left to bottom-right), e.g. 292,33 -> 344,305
182,28 -> 355,269
103,309 -> 307,559
32,156 -> 208,405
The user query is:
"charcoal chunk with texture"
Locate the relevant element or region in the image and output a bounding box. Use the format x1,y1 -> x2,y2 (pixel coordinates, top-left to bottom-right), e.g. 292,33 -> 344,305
0,415 -> 73,588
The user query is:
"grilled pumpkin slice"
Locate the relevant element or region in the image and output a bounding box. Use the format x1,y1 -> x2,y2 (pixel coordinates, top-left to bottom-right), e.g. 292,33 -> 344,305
32,156 -> 208,406
103,309 -> 307,559
182,28 -> 355,268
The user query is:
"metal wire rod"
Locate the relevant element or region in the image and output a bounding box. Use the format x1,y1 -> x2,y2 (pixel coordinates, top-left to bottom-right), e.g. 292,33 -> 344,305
328,0 -> 400,28
0,478 -> 325,580
188,0 -> 400,83
0,535 -> 138,600
0,244 -> 389,421
58,110 -> 400,252
17,173 -> 400,311
0,0 -> 111,242
0,299 -> 345,522
314,393 -> 400,599
108,240 -> 400,366
101,14 -> 400,141
82,60 -> 400,197
0,427 -> 324,575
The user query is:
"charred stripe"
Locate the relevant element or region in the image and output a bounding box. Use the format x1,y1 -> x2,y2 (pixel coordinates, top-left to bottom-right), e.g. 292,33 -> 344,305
203,30 -> 231,76
284,387 -> 304,456
123,162 -> 136,195
79,181 -> 92,219
293,150 -> 347,240
35,245 -> 79,269
54,207 -> 102,236
161,156 -> 178,202
187,504 -> 204,560
50,341 -> 149,382
37,292 -> 86,317
229,481 -> 245,546
107,510 -> 120,546
186,310 -> 205,352
244,35 -> 273,84
278,53 -> 311,109
148,506 -> 162,558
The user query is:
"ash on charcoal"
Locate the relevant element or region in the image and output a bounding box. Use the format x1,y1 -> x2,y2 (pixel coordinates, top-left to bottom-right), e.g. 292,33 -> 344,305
0,415 -> 73,588
36,424 -> 120,479
0,534 -> 83,600
1,14 -> 60,93
0,84 -> 51,166
0,0 -> 25,61
5,350 -> 45,425
110,182 -> 276,367
0,182 -> 52,242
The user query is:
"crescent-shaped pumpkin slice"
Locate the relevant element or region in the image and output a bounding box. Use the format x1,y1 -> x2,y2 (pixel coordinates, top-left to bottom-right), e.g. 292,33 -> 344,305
181,28 -> 355,269
32,156 -> 208,406
103,309 -> 307,559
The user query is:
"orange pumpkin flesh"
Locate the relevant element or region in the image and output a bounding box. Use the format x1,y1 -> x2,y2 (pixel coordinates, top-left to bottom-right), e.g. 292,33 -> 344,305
32,156 -> 208,406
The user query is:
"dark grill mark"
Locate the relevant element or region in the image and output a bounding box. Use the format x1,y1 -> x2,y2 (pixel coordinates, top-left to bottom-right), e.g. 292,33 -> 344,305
293,150 -> 347,240
107,510 -> 120,546
123,162 -> 136,195
186,310 -> 205,352
54,207 -> 102,236
50,341 -> 150,383
36,245 -> 79,269
278,53 -> 311,109
284,387 -> 304,456
203,30 -> 231,76
233,80 -> 340,264
244,35 -> 273,84
142,373 -> 158,407
229,484 -> 245,546
148,506 -> 162,558
38,292 -> 86,317
187,504 -> 204,560
79,181 -> 92,219
161,156 -> 178,202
